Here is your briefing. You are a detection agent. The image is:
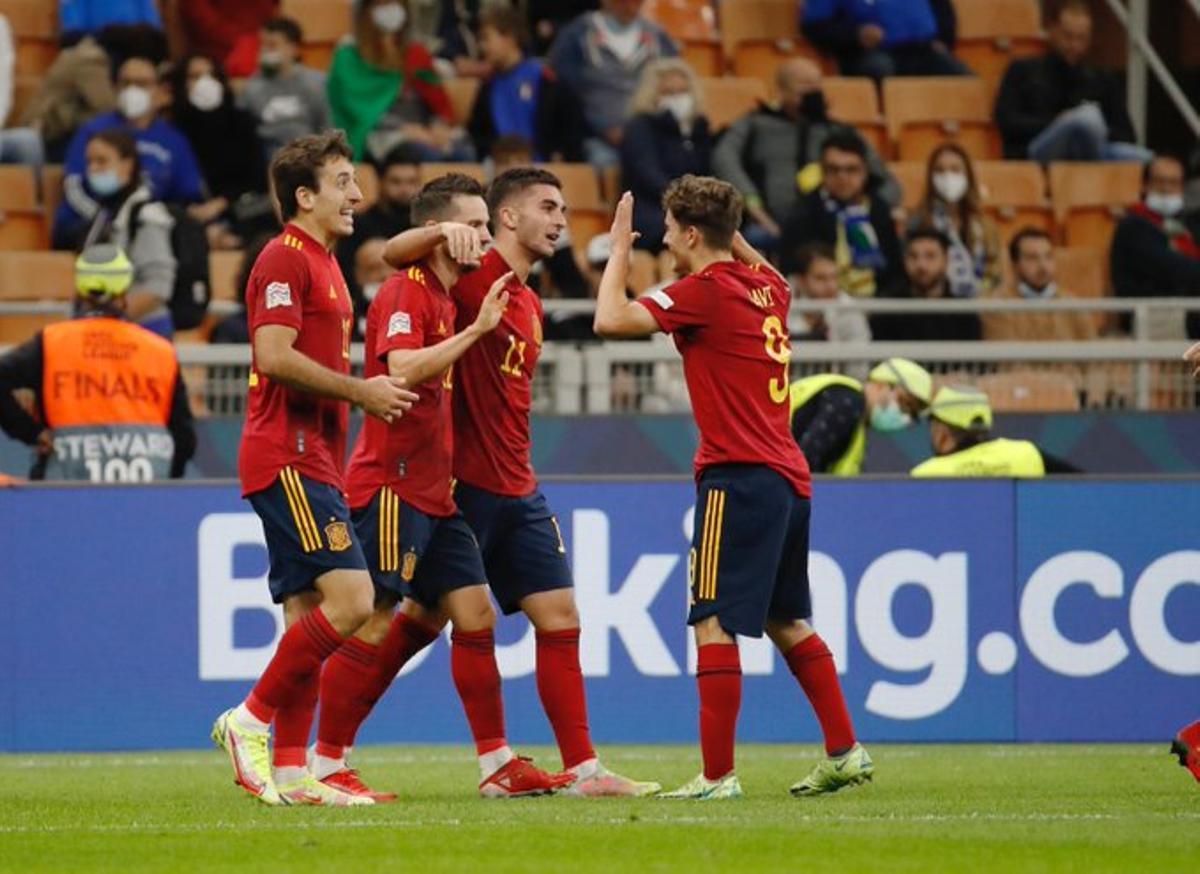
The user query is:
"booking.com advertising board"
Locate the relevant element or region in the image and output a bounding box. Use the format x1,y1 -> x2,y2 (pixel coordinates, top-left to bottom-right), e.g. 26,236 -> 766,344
0,479 -> 1197,752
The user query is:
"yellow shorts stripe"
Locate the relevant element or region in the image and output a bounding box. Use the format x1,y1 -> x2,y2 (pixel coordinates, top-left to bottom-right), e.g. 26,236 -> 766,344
708,490 -> 726,601
380,488 -> 401,573
281,467 -> 321,553
700,488 -> 725,601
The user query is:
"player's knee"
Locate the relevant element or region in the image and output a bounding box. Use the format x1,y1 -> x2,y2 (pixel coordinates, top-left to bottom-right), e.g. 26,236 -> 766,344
526,593 -> 579,631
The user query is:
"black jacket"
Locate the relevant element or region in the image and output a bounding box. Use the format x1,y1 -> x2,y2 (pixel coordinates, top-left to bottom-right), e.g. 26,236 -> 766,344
620,110 -> 712,250
1110,209 -> 1200,299
994,52 -> 1135,158
780,188 -> 903,292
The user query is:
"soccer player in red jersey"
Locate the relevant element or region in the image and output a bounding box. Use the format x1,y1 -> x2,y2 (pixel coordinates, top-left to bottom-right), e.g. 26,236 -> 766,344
313,174 -> 572,799
594,176 -> 873,799
379,168 -> 660,797
211,131 -> 416,807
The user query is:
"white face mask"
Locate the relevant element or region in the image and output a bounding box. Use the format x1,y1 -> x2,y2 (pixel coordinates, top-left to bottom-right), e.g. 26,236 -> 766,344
1018,280 -> 1058,299
658,93 -> 695,124
371,2 -> 407,33
188,74 -> 224,112
117,85 -> 153,120
1145,192 -> 1184,217
932,171 -> 969,204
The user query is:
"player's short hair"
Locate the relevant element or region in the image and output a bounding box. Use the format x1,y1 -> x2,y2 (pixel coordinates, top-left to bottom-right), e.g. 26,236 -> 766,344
263,16 -> 303,45
488,167 -> 562,213
1008,226 -> 1053,262
794,241 -> 836,275
270,130 -> 354,222
662,174 -> 743,250
411,173 -> 486,224
479,5 -> 529,50
905,226 -> 951,253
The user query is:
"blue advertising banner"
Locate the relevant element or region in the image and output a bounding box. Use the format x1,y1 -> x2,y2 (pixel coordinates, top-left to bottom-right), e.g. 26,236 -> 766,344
0,479 -> 1196,752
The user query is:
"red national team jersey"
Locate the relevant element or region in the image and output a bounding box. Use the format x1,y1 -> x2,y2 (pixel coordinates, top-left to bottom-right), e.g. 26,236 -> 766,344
345,263 -> 457,516
451,248 -> 540,497
636,260 -> 812,497
239,224 -> 355,496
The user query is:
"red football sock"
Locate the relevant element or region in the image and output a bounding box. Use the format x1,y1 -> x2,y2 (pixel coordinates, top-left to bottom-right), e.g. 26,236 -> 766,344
376,612 -> 441,686
450,629 -> 508,755
697,643 -> 742,780
315,636 -> 380,761
785,634 -> 856,756
536,628 -> 595,769
245,608 -> 343,725
272,673 -> 318,769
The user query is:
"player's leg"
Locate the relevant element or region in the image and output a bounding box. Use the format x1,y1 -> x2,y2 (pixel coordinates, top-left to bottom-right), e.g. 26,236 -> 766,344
1172,719 -> 1200,782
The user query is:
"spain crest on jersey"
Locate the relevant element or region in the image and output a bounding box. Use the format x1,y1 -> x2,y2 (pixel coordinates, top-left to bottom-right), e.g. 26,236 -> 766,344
401,550 -> 418,581
325,521 -> 352,552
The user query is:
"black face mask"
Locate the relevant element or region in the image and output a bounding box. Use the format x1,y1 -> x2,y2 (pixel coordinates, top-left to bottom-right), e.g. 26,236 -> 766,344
799,91 -> 828,122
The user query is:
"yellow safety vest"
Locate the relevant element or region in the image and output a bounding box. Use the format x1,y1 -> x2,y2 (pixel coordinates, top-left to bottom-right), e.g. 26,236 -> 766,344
911,438 -> 1046,478
788,374 -> 867,476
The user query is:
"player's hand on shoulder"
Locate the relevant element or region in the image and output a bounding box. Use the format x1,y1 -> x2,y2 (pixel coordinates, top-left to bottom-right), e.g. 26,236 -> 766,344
440,222 -> 482,267
474,271 -> 513,333
359,375 -> 419,423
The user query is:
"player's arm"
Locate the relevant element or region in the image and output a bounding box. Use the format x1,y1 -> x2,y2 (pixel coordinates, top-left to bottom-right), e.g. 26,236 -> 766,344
731,230 -> 787,283
386,272 -> 512,385
593,192 -> 660,339
254,325 -> 416,423
383,222 -> 481,270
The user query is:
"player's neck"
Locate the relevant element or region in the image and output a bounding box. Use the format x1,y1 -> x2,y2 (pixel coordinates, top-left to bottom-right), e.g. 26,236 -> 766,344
493,236 -> 535,282
686,247 -> 734,275
428,249 -> 462,292
289,214 -> 337,251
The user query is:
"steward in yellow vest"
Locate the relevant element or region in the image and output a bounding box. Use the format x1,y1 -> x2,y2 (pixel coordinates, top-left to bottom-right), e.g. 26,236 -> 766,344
789,357 -> 932,474
0,245 -> 195,481
911,386 -> 1077,477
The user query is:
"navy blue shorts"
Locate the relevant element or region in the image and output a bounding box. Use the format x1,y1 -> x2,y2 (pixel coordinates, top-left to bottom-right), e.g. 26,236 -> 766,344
247,467 -> 368,604
687,464 -> 812,638
454,482 -> 573,615
351,487 -> 488,609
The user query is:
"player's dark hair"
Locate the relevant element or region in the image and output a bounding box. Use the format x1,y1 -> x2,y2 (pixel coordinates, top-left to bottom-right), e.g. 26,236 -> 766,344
905,226 -> 951,253
662,174 -> 743,250
488,167 -> 561,213
479,5 -> 529,51
270,130 -> 354,222
263,16 -> 303,45
819,130 -> 868,163
411,173 -> 486,224
1008,226 -> 1053,263
795,241 -> 836,275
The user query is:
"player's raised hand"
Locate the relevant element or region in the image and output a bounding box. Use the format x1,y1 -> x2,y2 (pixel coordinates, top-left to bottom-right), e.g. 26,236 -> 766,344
439,222 -> 482,266
359,375 -> 418,423
609,191 -> 639,251
474,271 -> 513,333
1185,341 -> 1200,379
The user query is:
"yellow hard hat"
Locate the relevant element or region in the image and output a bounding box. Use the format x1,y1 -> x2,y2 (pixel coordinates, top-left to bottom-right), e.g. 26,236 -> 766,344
868,357 -> 933,407
74,244 -> 134,298
929,385 -> 993,431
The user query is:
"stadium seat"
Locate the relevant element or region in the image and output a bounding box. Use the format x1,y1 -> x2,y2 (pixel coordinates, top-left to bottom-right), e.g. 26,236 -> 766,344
644,0 -> 723,76
974,161 -> 1052,244
0,251 -> 75,300
418,163 -> 487,185
823,77 -> 889,157
9,74 -> 40,128
0,314 -> 61,344
355,162 -> 378,210
0,0 -> 58,76
952,0 -> 1046,102
977,370 -> 1080,412
443,77 -> 480,127
721,0 -> 833,79
887,161 -> 926,212
209,250 -> 245,303
882,78 -> 1001,161
40,163 -> 63,220
0,165 -> 47,249
281,0 -> 352,71
1048,162 -> 1141,249
699,76 -> 767,131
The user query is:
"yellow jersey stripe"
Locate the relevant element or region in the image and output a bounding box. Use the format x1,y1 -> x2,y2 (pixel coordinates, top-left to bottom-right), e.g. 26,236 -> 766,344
281,468 -> 320,553
708,491 -> 726,601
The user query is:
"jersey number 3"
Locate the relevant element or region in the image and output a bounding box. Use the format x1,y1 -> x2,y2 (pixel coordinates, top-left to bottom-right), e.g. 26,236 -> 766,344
762,315 -> 790,404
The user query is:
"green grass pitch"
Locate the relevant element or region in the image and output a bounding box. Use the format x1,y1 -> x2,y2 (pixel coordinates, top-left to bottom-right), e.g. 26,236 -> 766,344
1,744 -> 1195,873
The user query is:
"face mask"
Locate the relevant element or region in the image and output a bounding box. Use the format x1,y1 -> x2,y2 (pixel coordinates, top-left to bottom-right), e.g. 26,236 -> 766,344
117,85 -> 153,120
870,400 -> 912,432
933,171 -> 969,204
1145,192 -> 1184,217
88,170 -> 123,198
362,282 -> 382,302
658,93 -> 695,124
799,91 -> 827,120
371,2 -> 407,33
260,50 -> 284,76
188,74 -> 224,112
1018,280 -> 1058,299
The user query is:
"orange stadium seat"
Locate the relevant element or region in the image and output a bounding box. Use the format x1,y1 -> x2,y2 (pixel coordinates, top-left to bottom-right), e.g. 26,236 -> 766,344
39,163 -> 63,221
0,314 -> 61,344
883,77 -> 1000,161
209,250 -> 245,303
887,161 -> 926,212
443,77 -> 480,127
1048,162 -> 1141,250
0,165 -> 47,249
0,251 -> 75,300
9,74 -> 40,129
952,0 -> 1046,102
644,0 -> 723,76
0,0 -> 58,77
721,0 -> 833,80
977,370 -> 1081,412
281,0 -> 352,71
974,160 -> 1052,244
699,76 -> 767,131
823,77 -> 889,157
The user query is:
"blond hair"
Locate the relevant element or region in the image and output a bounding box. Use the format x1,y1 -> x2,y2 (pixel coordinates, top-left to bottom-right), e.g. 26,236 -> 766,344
627,58 -> 705,119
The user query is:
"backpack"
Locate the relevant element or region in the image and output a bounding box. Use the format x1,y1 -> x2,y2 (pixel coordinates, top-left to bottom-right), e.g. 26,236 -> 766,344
132,201 -> 211,331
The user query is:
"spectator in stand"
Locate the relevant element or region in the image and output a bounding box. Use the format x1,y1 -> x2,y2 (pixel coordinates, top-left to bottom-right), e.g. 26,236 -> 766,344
405,0 -> 488,77
468,6 -> 581,162
350,236 -> 394,339
803,0 -> 969,81
620,58 -> 712,254
995,0 -> 1151,163
239,17 -> 331,161
329,0 -> 473,163
71,130 -> 178,339
907,143 -> 1001,299
982,227 -> 1096,341
791,242 -> 872,344
53,54 -> 204,251
1112,156 -> 1200,305
548,0 -> 677,170
337,143 -> 422,289
713,58 -> 898,249
780,132 -> 902,298
528,0 -> 599,56
211,233 -> 274,346
169,54 -> 268,249
58,0 -> 162,39
872,228 -> 982,341
179,0 -> 279,79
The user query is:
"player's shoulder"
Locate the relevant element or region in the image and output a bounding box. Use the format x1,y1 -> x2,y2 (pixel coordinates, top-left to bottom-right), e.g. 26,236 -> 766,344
253,233 -> 312,272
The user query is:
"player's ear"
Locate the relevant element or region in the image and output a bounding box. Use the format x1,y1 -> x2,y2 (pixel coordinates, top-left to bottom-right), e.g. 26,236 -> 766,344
499,205 -> 519,231
295,185 -> 315,213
